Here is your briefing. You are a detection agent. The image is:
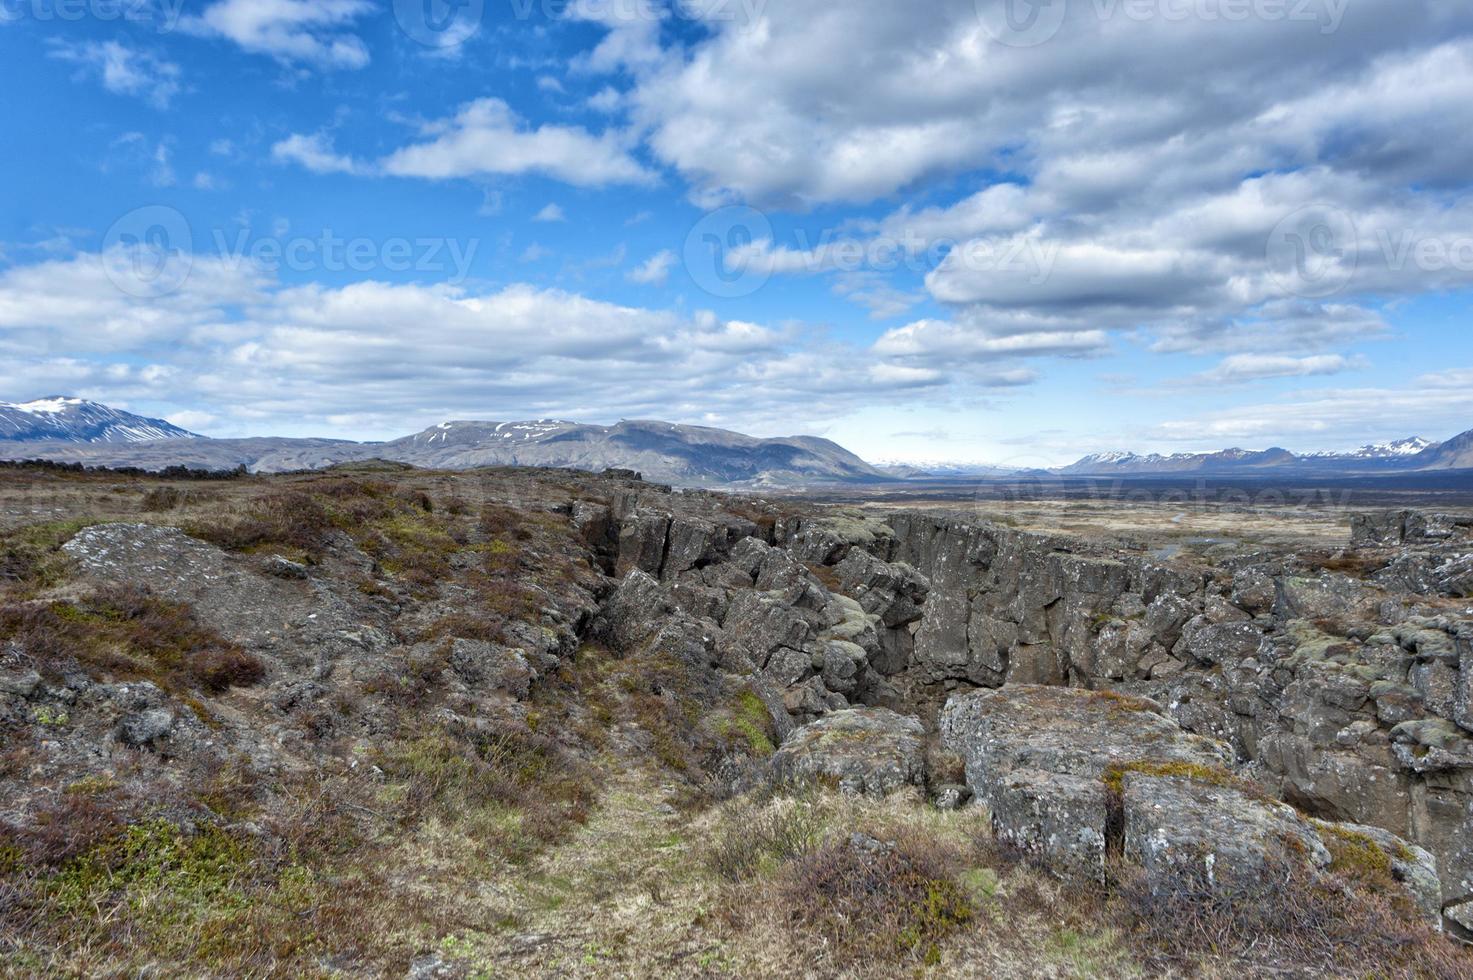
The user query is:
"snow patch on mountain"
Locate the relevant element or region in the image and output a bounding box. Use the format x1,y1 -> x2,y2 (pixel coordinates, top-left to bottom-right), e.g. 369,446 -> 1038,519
0,398 -> 199,445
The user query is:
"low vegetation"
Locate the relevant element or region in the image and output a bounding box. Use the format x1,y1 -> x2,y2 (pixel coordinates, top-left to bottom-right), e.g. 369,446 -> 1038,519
1,465 -> 1470,977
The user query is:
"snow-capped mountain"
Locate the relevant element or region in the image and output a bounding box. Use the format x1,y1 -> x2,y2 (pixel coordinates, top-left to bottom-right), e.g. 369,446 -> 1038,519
1059,447 -> 1297,475
1303,437 -> 1433,459
1059,435 -> 1465,476
0,398 -> 199,444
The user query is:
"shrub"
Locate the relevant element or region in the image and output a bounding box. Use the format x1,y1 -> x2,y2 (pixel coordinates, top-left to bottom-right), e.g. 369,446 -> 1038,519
4,793 -> 125,869
1113,852 -> 1472,978
779,831 -> 974,966
374,723 -> 594,859
0,585 -> 262,695
190,491 -> 334,554
706,797 -> 826,882
140,487 -> 187,512
187,648 -> 267,693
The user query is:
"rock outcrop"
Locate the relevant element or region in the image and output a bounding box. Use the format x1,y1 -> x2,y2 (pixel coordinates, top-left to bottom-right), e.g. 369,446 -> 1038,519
942,685 -> 1434,919
768,707 -> 926,797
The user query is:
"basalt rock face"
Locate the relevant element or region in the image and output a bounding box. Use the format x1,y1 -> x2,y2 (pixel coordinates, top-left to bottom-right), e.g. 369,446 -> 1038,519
591,489 -> 1473,930
939,685 -> 1445,922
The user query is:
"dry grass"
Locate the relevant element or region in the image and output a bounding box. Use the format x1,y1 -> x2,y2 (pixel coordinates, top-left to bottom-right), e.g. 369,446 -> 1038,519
0,583 -> 264,695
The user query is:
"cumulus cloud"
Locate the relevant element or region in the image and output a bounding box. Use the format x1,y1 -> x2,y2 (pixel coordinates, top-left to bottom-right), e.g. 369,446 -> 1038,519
1195,353 -> 1366,384
377,99 -> 656,187
180,0 -> 371,69
628,249 -> 677,285
273,101 -> 656,189
557,0 -> 1473,385
0,249 -> 959,438
271,133 -> 361,175
873,319 -> 1110,361
48,41 -> 181,109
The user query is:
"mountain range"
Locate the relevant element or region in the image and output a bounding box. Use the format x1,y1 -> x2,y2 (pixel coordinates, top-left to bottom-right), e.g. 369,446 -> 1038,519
1059,435 -> 1473,476
0,400 -> 883,487
1,397 -> 1470,485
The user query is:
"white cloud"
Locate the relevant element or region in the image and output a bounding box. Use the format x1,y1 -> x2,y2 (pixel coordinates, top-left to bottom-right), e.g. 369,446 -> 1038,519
376,99 -> 656,187
271,133 -> 361,175
106,133 -> 177,187
49,41 -> 181,109
1196,353 -> 1365,384
873,319 -> 1110,361
0,249 -> 959,439
628,249 -> 677,285
587,86 -> 623,113
534,203 -> 567,222
181,0 -> 371,69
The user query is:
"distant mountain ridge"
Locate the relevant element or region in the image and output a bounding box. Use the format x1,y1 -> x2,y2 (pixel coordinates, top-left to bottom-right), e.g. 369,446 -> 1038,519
0,403 -> 885,487
1058,433 -> 1472,476
2,397 -> 1471,484
0,398 -> 198,444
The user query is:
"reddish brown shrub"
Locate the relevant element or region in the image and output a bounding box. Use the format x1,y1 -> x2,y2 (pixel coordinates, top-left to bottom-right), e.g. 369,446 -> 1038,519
187,648 -> 266,693
779,831 -> 975,966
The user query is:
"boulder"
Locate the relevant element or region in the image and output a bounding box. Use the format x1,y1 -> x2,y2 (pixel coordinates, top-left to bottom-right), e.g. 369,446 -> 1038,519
1351,510 -> 1414,548
264,555 -> 309,579
1123,772 -> 1329,897
1273,574 -> 1379,623
115,708 -> 175,747
448,639 -> 533,698
1173,616 -> 1263,666
941,686 -> 1232,878
768,707 -> 925,797
662,516 -> 721,581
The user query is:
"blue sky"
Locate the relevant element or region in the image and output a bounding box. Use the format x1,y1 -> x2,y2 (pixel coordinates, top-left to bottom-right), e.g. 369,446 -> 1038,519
2,0 -> 1472,464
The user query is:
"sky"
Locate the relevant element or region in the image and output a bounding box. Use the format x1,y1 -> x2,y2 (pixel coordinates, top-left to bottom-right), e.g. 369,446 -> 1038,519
1,0 -> 1472,466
